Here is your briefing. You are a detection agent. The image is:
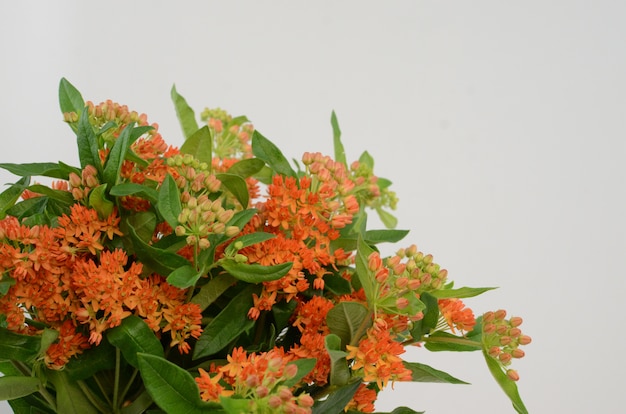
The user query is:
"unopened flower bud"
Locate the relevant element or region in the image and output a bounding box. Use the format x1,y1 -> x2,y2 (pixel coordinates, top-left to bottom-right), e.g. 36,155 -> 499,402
396,297 -> 409,310
198,238 -> 210,250
499,352 -> 512,364
495,309 -> 507,320
483,311 -> 495,323
511,348 -> 525,358
488,346 -> 501,358
284,362 -> 298,379
506,369 -> 520,381
483,323 -> 496,334
298,394 -> 314,407
500,336 -> 512,346
518,335 -> 532,345
234,254 -> 248,263
268,395 -> 282,409
509,316 -> 523,327
255,385 -> 269,398
278,386 -> 293,401
509,327 -> 522,338
225,226 -> 240,238
175,226 -> 186,237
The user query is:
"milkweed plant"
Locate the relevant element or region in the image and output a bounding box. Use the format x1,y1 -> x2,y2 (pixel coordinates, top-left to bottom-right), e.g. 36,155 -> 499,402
0,79 -> 531,414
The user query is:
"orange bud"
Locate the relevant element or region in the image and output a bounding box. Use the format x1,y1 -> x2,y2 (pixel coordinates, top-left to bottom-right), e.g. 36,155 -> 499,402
509,316 -> 523,327
518,335 -> 532,345
506,369 -> 520,381
511,348 -> 525,358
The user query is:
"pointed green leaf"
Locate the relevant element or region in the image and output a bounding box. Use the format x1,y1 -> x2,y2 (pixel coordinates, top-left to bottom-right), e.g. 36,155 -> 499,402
219,396 -> 250,414
375,207 -> 398,229
191,274 -> 236,312
0,276 -> 16,296
326,302 -> 371,348
424,331 -> 482,352
283,358 -> 317,388
410,291 -> 439,340
331,111 -> 347,167
137,354 -> 219,413
355,237 -> 376,306
110,183 -> 159,203
103,123 -> 134,187
251,130 -> 296,177
324,334 -> 350,386
0,176 -> 29,219
47,370 -> 98,414
403,361 -> 468,384
216,173 -> 249,208
127,223 -> 190,275
193,284 -> 260,359
25,185 -> 74,204
0,163 -> 78,180
107,316 -> 164,368
180,126 -> 212,164
88,184 -> 114,219
431,286 -> 497,299
156,174 -> 182,230
0,327 -> 44,362
166,265 -> 202,289
220,260 -> 293,284
483,350 -> 529,414
312,380 -> 360,414
358,151 -> 374,169
76,109 -> 101,172
64,339 -> 116,381
59,78 -> 85,116
0,376 -> 41,400
226,158 -> 266,178
171,85 -> 199,140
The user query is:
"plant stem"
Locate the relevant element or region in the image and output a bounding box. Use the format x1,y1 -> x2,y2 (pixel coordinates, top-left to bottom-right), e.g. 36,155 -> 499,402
113,347 -> 121,413
11,360 -> 57,411
118,368 -> 139,406
76,380 -> 111,414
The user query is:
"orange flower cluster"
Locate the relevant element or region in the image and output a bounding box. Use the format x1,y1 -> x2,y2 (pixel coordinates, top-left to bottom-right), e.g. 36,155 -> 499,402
196,347 -> 315,413
241,154 -> 359,318
0,202 -> 202,368
346,325 -> 412,389
438,298 -> 476,334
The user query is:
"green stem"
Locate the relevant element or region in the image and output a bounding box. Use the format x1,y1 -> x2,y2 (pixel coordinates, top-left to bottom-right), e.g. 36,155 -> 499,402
76,380 -> 111,414
113,347 -> 121,413
118,368 -> 139,406
11,360 -> 57,411
93,374 -> 113,407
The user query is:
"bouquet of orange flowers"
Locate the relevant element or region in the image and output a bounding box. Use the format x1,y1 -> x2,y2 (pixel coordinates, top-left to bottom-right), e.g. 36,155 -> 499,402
0,79 -> 531,413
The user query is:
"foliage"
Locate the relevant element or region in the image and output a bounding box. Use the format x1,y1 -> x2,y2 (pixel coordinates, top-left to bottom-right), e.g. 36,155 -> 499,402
0,78 -> 532,413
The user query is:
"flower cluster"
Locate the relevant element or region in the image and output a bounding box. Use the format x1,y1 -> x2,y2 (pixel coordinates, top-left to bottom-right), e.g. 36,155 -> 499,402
0,79 -> 531,414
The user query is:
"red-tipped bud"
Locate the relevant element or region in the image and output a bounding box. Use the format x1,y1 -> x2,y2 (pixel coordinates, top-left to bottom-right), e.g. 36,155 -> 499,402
488,346 -> 501,358
500,336 -> 512,346
495,309 -> 507,320
511,348 -> 526,358
506,369 -> 520,381
499,352 -> 512,364
518,335 -> 532,345
509,316 -> 523,327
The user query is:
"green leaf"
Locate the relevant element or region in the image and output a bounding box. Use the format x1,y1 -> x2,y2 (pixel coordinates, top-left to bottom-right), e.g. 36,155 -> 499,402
482,350 -> 529,414
331,111 -> 347,168
0,327 -> 44,362
216,173 -> 249,208
122,211 -> 157,248
88,184 -> 114,219
110,183 -> 159,203
283,358 -> 317,388
102,123 -> 134,187
0,276 -> 15,296
324,334 -> 350,386
430,286 -> 497,299
219,396 -> 250,414
251,130 -> 296,177
220,260 -> 293,284
180,126 -> 212,164
358,151 -> 374,169
64,339 -> 116,381
0,176 -> 29,219
76,109 -> 101,172
26,185 -> 74,205
59,78 -> 85,116
0,376 -> 41,400
47,370 -> 99,414
410,292 -> 439,340
191,274 -> 236,312
107,316 -> 164,368
375,207 -> 397,229
226,158 -> 266,178
322,273 -> 352,296
127,223 -> 191,275
171,85 -> 199,140
137,354 -> 219,414
326,302 -> 371,348
193,284 -> 260,359
0,162 -> 78,180
271,299 -> 298,332
312,380 -> 360,414
363,229 -> 409,244
424,332 -> 482,352
167,265 -> 203,289
156,174 -> 182,230
403,361 -> 468,384
355,237 -> 376,306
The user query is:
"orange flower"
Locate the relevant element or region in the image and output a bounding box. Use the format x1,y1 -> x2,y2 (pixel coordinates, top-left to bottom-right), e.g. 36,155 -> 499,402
345,383 -> 377,413
346,327 -> 412,389
438,298 -> 476,334
195,369 -> 233,402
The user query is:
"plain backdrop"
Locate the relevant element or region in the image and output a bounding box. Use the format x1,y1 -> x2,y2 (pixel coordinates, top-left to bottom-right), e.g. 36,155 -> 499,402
1,1 -> 624,413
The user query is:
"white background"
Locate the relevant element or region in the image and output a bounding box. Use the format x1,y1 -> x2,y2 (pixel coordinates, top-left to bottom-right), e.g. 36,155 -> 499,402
1,1 -> 624,413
